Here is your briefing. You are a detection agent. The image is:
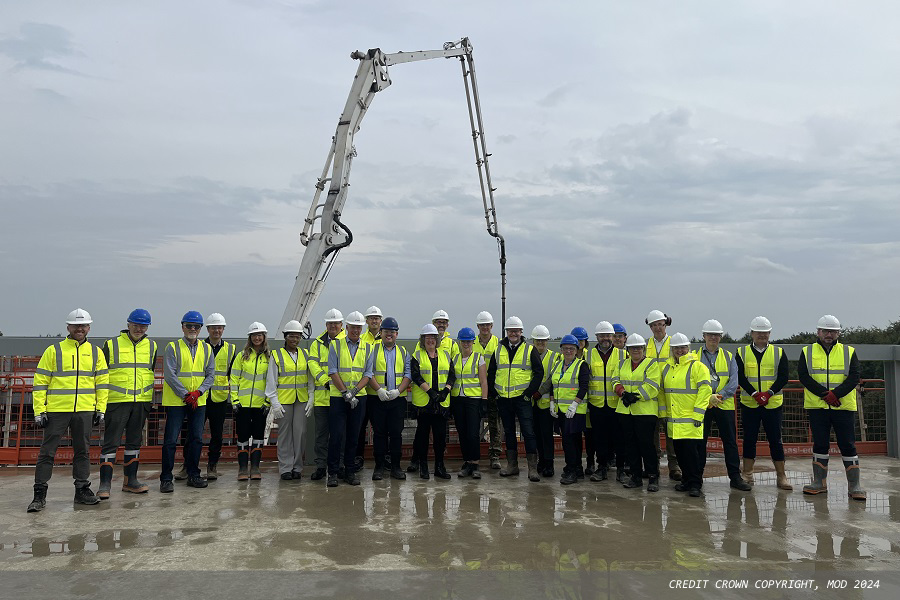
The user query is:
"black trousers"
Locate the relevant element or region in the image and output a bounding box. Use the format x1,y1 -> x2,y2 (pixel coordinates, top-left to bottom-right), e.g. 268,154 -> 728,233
413,411 -> 447,463
101,402 -> 150,455
558,417 -> 584,472
701,407 -> 741,480
371,397 -> 405,467
588,403 -> 616,468
740,404 -> 785,460
451,396 -> 482,463
205,400 -> 229,464
532,404 -> 556,468
808,409 -> 858,457
356,394 -> 376,459
35,412 -> 92,488
235,406 -> 266,443
673,437 -> 705,490
619,413 -> 658,479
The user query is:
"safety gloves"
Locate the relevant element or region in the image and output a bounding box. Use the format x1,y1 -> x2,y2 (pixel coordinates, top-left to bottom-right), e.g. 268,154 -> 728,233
823,391 -> 841,407
35,413 -> 49,428
565,402 -> 578,419
752,391 -> 771,407
93,410 -> 105,426
549,399 -> 558,418
183,390 -> 201,410
269,399 -> 285,419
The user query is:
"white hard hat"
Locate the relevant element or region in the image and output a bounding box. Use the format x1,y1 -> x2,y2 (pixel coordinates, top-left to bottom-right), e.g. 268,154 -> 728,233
66,308 -> 93,325
817,314 -> 841,330
646,309 -> 667,325
750,316 -> 772,332
595,321 -> 615,335
345,311 -> 366,326
476,311 -> 494,325
421,324 -> 439,336
432,309 -> 450,321
206,313 -> 226,327
505,316 -> 524,330
324,308 -> 343,323
248,322 -> 268,335
364,306 -> 383,318
625,333 -> 646,347
283,320 -> 304,334
670,332 -> 691,347
531,325 -> 550,340
701,319 -> 723,334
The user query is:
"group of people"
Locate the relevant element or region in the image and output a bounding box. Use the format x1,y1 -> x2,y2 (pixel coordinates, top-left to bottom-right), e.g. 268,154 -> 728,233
26,306 -> 868,512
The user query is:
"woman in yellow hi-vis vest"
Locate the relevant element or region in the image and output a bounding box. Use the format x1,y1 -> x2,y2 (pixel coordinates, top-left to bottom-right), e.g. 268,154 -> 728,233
530,325 -> 561,478
231,322 -> 277,481
410,324 -> 456,480
451,327 -> 488,479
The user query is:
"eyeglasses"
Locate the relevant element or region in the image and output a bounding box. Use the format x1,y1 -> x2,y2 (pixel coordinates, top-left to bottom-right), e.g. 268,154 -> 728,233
183,323 -> 202,330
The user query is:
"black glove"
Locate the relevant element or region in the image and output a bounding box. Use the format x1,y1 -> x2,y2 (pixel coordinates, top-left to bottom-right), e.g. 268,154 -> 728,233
427,389 -> 441,411
262,405 -> 270,417
92,411 -> 104,426
623,392 -> 640,407
232,403 -> 241,414
693,420 -> 702,428
438,388 -> 450,403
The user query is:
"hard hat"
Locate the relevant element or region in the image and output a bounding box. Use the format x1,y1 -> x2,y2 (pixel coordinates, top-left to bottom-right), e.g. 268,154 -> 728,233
248,322 -> 268,335
505,316 -> 524,330
670,332 -> 691,347
612,323 -> 626,334
457,327 -> 476,341
364,306 -> 383,318
345,311 -> 365,326
749,316 -> 772,332
127,308 -> 151,325
432,309 -> 450,321
206,313 -> 226,327
181,311 -> 204,325
645,309 -> 670,326
559,334 -> 578,347
66,308 -> 93,325
324,308 -> 344,323
701,319 -> 724,334
531,325 -> 551,340
817,314 -> 841,330
380,316 -> 399,331
570,327 -> 589,341
421,324 -> 439,336
476,311 -> 494,325
283,320 -> 304,334
595,321 -> 615,335
625,333 -> 646,347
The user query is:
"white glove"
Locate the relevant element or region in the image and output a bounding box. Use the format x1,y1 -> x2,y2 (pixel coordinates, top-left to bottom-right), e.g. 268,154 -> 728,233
377,388 -> 391,402
349,396 -> 359,410
388,389 -> 400,400
565,402 -> 577,419
305,400 -> 314,417
549,400 -> 558,418
270,400 -> 285,420
341,389 -> 353,402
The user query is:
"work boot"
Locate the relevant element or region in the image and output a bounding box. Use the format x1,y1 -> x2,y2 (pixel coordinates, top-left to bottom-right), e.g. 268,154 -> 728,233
470,464 -> 481,480
575,465 -> 585,480
434,461 -> 451,480
560,469 -> 577,485
499,452 -> 519,477
674,483 -> 688,492
407,458 -> 420,473
174,465 -> 188,481
844,458 -> 867,501
345,470 -> 360,486
689,488 -> 704,498
326,474 -> 338,487
281,472 -> 293,481
186,476 -> 208,488
390,467 -> 407,480
159,480 -> 174,493
729,477 -> 752,491
590,467 -> 608,482
419,461 -> 430,481
122,460 -> 149,494
291,471 -> 302,479
98,461 -> 114,499
457,462 -> 472,478
526,454 -> 540,482
668,465 -> 682,481
237,450 -> 250,481
372,466 -> 384,481
249,448 -> 262,481
615,470 -> 626,483
310,467 -> 327,481
206,462 -> 219,481
623,476 -> 643,489
27,484 -> 48,513
584,462 -> 595,477
742,458 -> 755,486
490,455 -> 502,470
74,485 -> 100,505
802,457 -> 828,495
647,475 -> 660,493
774,460 -> 793,491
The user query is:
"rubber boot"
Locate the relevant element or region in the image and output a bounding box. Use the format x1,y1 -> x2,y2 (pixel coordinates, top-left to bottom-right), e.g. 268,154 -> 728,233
249,447 -> 262,480
237,449 -> 250,481
499,451 -> 519,477
742,458 -> 755,486
526,454 -> 540,482
843,457 -> 867,501
802,456 -> 828,495
774,460 -> 793,491
122,459 -> 149,494
27,483 -> 48,513
98,461 -> 114,499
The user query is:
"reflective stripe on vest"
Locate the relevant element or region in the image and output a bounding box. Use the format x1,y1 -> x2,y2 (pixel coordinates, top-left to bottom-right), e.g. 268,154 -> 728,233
493,342 -> 532,397
737,344 -> 784,409
106,333 -> 156,403
233,350 -> 269,407
373,343 -> 408,390
162,340 -> 210,407
552,358 -> 587,414
209,342 -> 236,402
615,357 -> 660,416
273,347 -> 310,405
802,342 -> 857,410
412,348 -> 451,407
452,352 -> 481,398
334,338 -> 372,392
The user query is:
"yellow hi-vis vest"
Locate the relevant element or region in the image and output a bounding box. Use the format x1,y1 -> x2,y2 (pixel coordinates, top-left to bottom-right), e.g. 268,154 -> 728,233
494,342 -> 533,398
308,329 -> 346,407
475,334 -> 499,357
587,346 -> 623,409
696,347 -> 734,410
362,330 -> 380,393
646,336 -> 674,368
452,352 -> 482,398
534,349 -> 561,410
162,339 -> 211,407
614,357 -> 661,417
272,347 -> 310,405
333,337 -> 373,395
372,342 -> 409,395
207,341 -> 236,404
551,358 -> 587,414
32,338 -> 109,415
105,332 -> 157,403
801,342 -> 857,410
412,348 -> 451,407
662,358 -> 712,440
231,349 -> 270,408
737,344 -> 784,409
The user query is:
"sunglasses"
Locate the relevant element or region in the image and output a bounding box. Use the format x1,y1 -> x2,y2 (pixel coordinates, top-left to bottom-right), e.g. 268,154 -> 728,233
183,323 -> 202,330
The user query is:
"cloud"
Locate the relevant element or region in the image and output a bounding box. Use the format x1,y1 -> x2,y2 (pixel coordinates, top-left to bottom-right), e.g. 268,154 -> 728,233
0,22 -> 84,75
537,84 -> 574,108
739,256 -> 795,275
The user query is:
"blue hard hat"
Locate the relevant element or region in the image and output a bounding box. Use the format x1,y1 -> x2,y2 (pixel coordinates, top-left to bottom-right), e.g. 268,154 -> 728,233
181,310 -> 204,325
570,327 -> 589,341
612,323 -> 626,334
560,334 -> 579,347
457,327 -> 476,341
380,316 -> 399,331
127,308 -> 152,325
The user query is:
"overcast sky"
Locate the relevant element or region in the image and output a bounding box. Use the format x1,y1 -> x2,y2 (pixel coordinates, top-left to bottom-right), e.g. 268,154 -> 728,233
2,1 -> 899,340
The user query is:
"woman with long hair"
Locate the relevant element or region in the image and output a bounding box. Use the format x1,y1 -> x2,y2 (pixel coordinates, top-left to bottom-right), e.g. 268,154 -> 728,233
409,324 -> 456,480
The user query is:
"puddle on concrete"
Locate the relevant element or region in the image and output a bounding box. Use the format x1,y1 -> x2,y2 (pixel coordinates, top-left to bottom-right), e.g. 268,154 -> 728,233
0,527 -> 218,558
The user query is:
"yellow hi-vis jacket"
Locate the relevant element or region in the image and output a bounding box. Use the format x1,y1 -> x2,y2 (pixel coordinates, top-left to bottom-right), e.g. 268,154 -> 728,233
614,357 -> 660,417
308,329 -> 346,407
231,349 -> 270,409
412,348 -> 452,408
737,344 -> 784,409
587,346 -> 623,409
694,346 -> 735,410
452,352 -> 483,398
33,338 -> 109,415
475,334 -> 499,357
661,357 -> 712,439
162,339 -> 212,407
646,336 -> 674,368
271,347 -> 311,405
372,341 -> 409,398
207,341 -> 236,404
104,332 -> 157,403
332,337 -> 373,395
493,342 -> 534,398
533,349 -> 561,410
550,358 -> 587,414
801,342 -> 857,410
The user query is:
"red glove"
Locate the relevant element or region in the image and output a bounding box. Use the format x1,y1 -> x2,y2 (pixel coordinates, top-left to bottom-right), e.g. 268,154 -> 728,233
183,390 -> 201,410
752,391 -> 770,407
614,384 -> 625,397
823,391 -> 840,407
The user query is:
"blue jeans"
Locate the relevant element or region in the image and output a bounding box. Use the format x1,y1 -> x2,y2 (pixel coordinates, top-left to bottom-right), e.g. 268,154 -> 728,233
496,395 -> 536,455
161,404 -> 207,481
327,396 -> 367,475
